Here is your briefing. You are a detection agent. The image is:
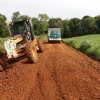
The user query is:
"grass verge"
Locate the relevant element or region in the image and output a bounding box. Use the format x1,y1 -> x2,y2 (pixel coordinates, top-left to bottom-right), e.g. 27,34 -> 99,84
63,34 -> 100,60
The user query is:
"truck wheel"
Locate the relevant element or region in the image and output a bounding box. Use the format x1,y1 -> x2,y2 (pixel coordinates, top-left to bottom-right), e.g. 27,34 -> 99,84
37,40 -> 44,52
25,42 -> 37,63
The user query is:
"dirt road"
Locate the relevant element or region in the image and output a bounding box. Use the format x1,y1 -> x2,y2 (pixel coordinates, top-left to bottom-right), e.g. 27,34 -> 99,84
0,41 -> 100,100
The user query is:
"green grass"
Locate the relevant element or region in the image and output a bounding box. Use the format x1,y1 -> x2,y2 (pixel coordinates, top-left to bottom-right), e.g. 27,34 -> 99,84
0,37 -> 8,52
36,34 -> 48,40
63,34 -> 100,60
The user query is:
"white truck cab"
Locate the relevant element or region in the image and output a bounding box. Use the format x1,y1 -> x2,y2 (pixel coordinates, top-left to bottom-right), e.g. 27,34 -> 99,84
48,28 -> 61,43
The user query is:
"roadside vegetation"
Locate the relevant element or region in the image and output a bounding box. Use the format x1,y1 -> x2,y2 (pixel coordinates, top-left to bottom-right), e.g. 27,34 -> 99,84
36,34 -> 48,40
0,37 -> 8,52
63,34 -> 100,60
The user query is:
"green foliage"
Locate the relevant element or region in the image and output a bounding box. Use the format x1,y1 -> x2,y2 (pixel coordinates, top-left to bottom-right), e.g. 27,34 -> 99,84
78,39 -> 91,53
95,15 -> 100,33
38,14 -> 49,33
12,11 -> 31,22
82,16 -> 98,35
0,37 -> 8,52
0,14 -> 8,37
48,18 -> 56,28
20,15 -> 31,20
62,19 -> 70,38
89,47 -> 100,60
63,34 -> 100,60
1,11 -> 100,38
49,18 -> 63,28
69,18 -> 82,37
65,40 -> 76,48
0,42 -> 4,49
36,34 -> 48,40
12,11 -> 20,22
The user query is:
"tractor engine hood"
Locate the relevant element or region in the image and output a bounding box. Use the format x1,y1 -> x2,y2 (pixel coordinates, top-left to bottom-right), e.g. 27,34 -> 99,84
4,35 -> 24,59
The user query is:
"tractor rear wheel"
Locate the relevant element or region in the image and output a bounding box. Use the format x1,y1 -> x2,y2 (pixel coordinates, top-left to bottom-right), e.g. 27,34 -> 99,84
25,42 -> 37,63
37,40 -> 44,52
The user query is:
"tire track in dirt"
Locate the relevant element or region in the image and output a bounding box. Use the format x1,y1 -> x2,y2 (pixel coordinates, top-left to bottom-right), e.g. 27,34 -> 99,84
37,42 -> 100,100
28,43 -> 65,100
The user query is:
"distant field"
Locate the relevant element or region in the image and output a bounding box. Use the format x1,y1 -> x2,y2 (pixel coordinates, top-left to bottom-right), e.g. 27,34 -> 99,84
63,34 -> 100,60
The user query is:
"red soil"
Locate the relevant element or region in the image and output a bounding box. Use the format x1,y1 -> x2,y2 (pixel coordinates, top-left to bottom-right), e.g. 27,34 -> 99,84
0,41 -> 100,100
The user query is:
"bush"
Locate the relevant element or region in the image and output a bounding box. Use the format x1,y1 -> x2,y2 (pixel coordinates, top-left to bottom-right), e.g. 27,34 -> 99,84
88,47 -> 100,60
79,39 -> 91,53
79,39 -> 100,60
66,40 -> 76,48
63,35 -> 100,61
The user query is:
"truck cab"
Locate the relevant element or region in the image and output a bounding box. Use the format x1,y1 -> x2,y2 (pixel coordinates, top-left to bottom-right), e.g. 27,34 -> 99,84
48,28 -> 61,43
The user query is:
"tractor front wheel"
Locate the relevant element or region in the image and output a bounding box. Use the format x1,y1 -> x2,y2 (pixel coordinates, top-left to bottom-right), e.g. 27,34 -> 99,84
25,42 -> 37,63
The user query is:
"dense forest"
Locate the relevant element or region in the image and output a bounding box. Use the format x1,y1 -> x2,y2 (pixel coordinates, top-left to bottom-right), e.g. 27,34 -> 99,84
0,11 -> 100,38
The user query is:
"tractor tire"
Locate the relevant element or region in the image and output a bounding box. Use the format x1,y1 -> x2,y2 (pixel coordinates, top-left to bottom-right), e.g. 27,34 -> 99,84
37,40 -> 44,52
25,42 -> 37,63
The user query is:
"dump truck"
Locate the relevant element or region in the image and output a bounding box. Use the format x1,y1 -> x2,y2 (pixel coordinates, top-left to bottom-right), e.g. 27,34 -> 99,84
48,28 -> 61,43
0,19 -> 44,71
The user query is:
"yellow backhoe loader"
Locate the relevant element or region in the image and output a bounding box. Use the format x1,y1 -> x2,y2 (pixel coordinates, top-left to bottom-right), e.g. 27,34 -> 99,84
0,19 -> 44,71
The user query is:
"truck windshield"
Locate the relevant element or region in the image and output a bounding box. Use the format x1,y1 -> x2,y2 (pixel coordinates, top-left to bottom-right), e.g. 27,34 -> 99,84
50,30 -> 60,34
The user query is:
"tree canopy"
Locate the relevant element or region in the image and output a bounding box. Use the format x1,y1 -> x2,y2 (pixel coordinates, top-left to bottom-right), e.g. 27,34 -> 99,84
0,11 -> 100,37
0,14 -> 8,37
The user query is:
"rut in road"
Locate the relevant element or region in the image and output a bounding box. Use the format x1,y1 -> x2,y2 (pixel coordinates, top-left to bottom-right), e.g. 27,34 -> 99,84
0,41 -> 100,100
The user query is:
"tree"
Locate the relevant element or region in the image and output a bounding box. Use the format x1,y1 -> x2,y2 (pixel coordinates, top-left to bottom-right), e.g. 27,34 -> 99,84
12,11 -> 20,22
62,19 -> 70,38
82,16 -> 97,35
32,17 -> 43,35
12,11 -> 31,22
20,15 -> 31,20
95,15 -> 100,33
38,14 -> 49,34
69,18 -> 82,37
54,18 -> 63,28
0,14 -> 8,37
48,18 -> 56,28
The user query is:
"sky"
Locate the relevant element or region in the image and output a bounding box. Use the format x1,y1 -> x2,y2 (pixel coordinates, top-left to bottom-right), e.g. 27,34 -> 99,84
0,0 -> 100,20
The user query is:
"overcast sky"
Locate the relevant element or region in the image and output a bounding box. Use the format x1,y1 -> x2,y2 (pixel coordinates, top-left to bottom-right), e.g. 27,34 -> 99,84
0,0 -> 100,20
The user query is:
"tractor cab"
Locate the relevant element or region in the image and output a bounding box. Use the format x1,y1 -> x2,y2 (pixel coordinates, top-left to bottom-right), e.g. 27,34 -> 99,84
8,19 -> 35,41
4,19 -> 37,59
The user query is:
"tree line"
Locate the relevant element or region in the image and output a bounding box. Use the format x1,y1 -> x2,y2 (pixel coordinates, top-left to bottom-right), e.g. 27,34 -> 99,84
0,11 -> 100,38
